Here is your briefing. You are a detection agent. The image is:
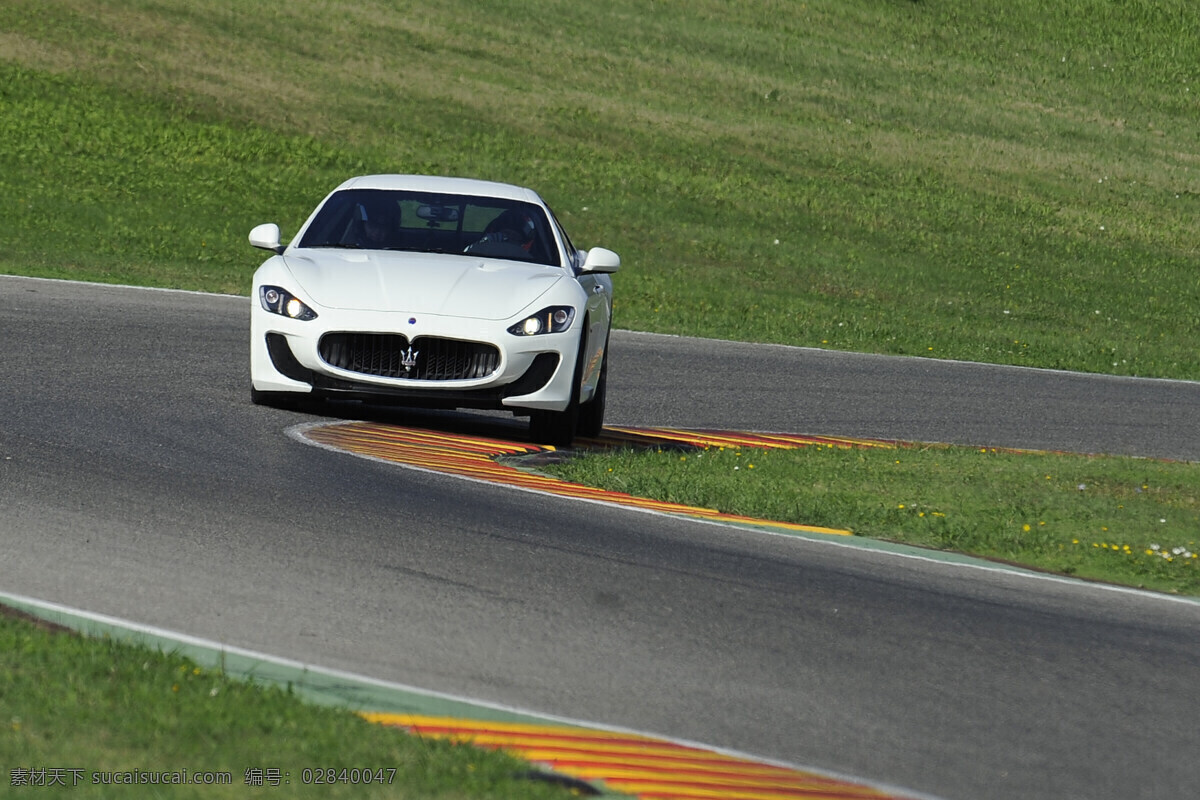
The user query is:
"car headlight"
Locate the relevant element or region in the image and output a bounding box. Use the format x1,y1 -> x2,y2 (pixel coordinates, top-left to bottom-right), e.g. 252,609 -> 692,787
259,286 -> 317,321
508,306 -> 575,336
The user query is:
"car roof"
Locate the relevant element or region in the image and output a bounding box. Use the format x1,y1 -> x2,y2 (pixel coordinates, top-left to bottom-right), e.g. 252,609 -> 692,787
334,174 -> 545,204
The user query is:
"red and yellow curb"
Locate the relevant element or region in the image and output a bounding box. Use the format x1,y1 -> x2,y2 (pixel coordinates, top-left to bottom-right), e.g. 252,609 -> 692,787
301,423 -> 894,536
362,714 -> 908,799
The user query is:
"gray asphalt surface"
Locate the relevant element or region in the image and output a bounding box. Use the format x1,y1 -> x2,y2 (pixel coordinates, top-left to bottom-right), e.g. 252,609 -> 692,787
2,274 -> 1199,800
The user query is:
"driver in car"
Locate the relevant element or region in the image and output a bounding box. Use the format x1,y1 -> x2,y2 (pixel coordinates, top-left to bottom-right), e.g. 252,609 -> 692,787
357,202 -> 404,249
473,208 -> 536,252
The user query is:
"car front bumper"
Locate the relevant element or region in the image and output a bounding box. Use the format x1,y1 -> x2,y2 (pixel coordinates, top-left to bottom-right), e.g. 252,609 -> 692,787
250,303 -> 581,413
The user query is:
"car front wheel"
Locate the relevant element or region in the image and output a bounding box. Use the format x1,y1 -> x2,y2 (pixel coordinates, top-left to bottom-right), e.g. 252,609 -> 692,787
528,333 -> 588,448
576,348 -> 607,438
529,403 -> 578,448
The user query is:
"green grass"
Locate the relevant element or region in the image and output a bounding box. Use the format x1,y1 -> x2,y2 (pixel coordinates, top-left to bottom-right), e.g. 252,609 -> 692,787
543,441 -> 1200,596
0,608 -> 585,799
0,0 -> 1198,376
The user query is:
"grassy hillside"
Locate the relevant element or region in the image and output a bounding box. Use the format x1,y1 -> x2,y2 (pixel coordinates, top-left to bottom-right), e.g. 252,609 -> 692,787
1,0 -> 1198,377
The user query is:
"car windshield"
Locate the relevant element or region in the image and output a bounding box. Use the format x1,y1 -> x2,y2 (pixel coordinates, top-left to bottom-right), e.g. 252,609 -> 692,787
297,188 -> 560,267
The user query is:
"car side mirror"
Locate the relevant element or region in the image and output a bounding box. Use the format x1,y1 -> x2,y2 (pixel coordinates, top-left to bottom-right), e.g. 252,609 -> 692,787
249,223 -> 284,254
580,247 -> 620,274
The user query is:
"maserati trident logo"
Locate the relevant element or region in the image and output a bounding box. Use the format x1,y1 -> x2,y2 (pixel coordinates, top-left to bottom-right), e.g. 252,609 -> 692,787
400,346 -> 419,374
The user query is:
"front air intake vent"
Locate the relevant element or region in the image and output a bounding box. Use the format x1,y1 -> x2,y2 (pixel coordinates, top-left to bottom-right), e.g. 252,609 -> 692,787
319,333 -> 500,381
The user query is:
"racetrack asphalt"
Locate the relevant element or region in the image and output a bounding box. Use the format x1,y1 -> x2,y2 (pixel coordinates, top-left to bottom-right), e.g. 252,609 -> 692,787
3,274 -> 1200,800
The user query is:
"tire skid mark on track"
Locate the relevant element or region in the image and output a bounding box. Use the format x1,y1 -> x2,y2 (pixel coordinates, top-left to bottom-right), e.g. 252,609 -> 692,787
300,423 -> 886,536
364,714 -> 911,800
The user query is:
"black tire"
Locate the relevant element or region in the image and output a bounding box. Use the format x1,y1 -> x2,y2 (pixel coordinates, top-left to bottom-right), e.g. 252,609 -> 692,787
529,404 -> 578,448
576,348 -> 607,438
528,331 -> 587,448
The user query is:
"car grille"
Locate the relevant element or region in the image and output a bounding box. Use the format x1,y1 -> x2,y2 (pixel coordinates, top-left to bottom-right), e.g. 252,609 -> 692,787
319,333 -> 500,381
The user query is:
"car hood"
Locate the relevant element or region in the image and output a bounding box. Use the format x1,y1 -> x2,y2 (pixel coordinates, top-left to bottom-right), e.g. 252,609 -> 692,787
281,251 -> 564,320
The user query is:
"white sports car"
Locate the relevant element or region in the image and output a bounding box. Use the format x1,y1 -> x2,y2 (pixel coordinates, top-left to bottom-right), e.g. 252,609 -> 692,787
248,175 -> 619,447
